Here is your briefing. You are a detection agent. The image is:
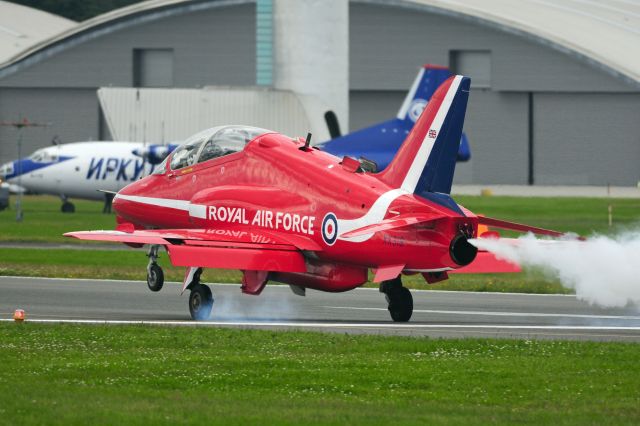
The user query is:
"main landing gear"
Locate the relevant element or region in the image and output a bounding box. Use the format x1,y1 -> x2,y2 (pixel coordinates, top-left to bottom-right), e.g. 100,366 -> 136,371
142,245 -> 213,321
380,277 -> 413,322
144,246 -> 213,321
60,195 -> 75,213
146,245 -> 164,292
185,268 -> 213,321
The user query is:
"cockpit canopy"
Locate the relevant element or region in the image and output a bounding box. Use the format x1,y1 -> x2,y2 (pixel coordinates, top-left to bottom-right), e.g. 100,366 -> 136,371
165,125 -> 272,172
28,148 -> 58,163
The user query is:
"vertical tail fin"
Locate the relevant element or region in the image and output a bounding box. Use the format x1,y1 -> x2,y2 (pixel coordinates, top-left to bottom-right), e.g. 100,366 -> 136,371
379,75 -> 470,195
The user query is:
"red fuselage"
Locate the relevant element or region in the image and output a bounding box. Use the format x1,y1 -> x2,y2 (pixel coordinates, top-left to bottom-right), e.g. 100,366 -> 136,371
113,132 -> 478,291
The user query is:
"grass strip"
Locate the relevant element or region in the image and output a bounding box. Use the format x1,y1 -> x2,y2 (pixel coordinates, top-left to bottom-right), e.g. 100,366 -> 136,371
0,323 -> 638,425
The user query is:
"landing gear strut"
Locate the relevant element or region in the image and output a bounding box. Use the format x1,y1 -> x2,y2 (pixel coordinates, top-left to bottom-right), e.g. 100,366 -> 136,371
103,193 -> 114,214
146,245 -> 164,292
185,268 -> 213,321
380,277 -> 413,322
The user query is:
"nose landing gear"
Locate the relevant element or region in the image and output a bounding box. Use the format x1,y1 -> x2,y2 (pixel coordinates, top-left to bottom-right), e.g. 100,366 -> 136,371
380,277 -> 413,322
146,245 -> 164,292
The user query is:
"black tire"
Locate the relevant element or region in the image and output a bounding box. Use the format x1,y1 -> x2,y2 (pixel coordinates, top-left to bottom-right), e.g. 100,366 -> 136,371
189,284 -> 213,321
147,263 -> 164,292
61,201 -> 75,213
386,286 -> 413,322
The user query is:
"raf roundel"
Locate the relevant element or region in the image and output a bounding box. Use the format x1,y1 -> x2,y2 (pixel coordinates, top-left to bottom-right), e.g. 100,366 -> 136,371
321,212 -> 338,246
408,98 -> 428,122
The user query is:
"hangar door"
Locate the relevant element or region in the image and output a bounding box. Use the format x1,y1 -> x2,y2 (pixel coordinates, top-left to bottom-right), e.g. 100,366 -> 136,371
533,93 -> 640,186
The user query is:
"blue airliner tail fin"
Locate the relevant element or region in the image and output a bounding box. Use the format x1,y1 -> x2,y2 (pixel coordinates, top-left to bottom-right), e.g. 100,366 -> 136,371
319,65 -> 470,170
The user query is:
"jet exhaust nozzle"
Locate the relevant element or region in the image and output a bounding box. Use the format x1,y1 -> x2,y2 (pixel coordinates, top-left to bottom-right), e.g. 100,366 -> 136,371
450,234 -> 477,266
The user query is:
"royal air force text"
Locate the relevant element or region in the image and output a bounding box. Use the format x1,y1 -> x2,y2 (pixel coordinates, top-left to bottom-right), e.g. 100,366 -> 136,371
208,206 -> 315,235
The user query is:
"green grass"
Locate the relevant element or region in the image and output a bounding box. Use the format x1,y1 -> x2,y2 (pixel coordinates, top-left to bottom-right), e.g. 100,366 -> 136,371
0,194 -> 638,294
0,324 -> 639,425
454,195 -> 640,236
0,196 -> 113,244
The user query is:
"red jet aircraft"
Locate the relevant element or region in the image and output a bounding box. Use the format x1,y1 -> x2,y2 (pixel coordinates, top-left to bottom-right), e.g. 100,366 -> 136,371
66,75 -> 562,321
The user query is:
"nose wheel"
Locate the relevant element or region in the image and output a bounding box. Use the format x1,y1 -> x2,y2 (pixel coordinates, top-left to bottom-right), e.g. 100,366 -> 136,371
189,284 -> 213,321
380,277 -> 413,322
147,263 -> 164,292
146,245 -> 164,292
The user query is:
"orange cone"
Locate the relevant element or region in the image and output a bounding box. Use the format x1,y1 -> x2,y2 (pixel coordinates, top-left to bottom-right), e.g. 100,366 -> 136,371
477,224 -> 490,237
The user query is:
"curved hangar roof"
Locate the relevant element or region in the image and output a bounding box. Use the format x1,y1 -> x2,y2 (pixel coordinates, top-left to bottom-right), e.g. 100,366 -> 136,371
0,0 -> 245,72
1,0 -> 639,87
0,0 -> 75,64
388,0 -> 640,87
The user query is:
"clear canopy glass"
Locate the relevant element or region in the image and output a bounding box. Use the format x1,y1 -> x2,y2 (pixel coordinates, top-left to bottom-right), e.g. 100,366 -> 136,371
169,125 -> 272,170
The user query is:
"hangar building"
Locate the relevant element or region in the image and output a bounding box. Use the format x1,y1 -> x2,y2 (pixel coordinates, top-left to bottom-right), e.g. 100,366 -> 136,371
0,0 -> 638,186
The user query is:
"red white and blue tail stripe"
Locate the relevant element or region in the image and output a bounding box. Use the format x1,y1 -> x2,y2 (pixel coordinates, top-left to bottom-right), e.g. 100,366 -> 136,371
379,75 -> 470,196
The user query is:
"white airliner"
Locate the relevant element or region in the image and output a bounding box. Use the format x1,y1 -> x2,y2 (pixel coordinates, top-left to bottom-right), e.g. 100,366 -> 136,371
0,141 -> 177,212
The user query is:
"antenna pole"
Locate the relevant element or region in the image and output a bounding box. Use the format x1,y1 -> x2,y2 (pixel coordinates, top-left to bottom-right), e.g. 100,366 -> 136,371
1,118 -> 52,222
15,130 -> 23,222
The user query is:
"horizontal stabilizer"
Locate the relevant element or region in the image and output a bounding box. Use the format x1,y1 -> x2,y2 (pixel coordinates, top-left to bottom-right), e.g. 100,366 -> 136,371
339,213 -> 443,239
478,217 -> 565,238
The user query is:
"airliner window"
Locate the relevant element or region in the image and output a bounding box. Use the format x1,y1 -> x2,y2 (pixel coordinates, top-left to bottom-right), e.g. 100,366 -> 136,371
170,137 -> 205,170
30,152 -> 44,162
197,126 -> 271,164
29,151 -> 58,163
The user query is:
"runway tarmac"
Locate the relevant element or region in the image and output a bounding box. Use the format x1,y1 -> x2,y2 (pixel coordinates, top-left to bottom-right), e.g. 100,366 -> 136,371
1,276 -> 640,341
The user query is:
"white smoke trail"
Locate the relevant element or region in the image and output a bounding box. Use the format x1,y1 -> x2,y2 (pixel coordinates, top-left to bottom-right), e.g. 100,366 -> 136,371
470,232 -> 640,308
207,286 -> 300,322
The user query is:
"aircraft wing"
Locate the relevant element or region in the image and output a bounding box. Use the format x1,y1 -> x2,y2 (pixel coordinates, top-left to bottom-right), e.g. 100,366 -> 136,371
65,227 -> 321,273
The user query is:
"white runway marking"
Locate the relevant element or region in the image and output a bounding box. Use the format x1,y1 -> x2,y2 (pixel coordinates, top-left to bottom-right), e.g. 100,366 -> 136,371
323,306 -> 640,321
2,318 -> 640,331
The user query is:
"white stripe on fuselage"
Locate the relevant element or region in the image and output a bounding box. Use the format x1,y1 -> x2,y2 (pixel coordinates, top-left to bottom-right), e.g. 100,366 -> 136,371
336,77 -> 463,243
114,193 -> 207,219
116,190 -> 411,244
337,188 -> 409,243
400,75 -> 462,193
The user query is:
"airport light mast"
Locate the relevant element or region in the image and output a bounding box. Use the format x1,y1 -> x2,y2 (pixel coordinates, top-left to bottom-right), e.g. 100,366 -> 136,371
0,118 -> 51,222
